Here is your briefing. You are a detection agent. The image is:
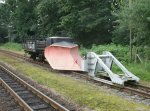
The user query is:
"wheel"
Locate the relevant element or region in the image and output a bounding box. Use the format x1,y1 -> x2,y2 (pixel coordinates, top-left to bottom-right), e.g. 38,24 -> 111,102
38,54 -> 45,62
30,53 -> 36,61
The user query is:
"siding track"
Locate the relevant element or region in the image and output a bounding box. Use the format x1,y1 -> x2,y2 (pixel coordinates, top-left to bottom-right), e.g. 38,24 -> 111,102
0,82 -> 23,111
0,63 -> 69,111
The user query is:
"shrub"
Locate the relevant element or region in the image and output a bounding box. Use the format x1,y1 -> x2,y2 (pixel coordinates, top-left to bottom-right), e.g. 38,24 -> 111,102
0,42 -> 23,51
80,44 -> 131,63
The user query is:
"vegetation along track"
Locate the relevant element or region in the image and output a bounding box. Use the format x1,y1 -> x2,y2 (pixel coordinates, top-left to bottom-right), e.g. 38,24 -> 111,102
0,49 -> 150,99
0,63 -> 69,111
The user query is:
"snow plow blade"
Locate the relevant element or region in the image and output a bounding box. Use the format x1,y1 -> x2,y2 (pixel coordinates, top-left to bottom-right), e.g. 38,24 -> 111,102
44,42 -> 83,71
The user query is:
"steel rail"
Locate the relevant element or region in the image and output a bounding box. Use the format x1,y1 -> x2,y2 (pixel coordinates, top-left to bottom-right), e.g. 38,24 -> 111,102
0,78 -> 33,111
135,84 -> 150,92
124,86 -> 150,99
74,73 -> 150,99
0,64 -> 69,111
0,49 -> 150,99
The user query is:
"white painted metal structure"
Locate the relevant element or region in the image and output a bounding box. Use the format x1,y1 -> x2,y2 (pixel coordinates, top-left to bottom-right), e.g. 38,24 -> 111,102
83,51 -> 140,85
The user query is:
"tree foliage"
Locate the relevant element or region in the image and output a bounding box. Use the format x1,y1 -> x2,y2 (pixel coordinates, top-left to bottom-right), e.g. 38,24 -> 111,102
0,0 -> 114,46
0,0 -> 149,50
0,0 -> 40,39
11,0 -> 40,37
113,0 -> 150,47
57,0 -> 114,45
35,0 -> 114,46
36,0 -> 60,36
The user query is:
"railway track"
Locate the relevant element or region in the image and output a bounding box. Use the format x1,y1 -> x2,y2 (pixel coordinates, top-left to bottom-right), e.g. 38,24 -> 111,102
0,81 -> 23,111
0,49 -> 150,99
75,74 -> 150,99
0,63 -> 69,111
124,84 -> 150,98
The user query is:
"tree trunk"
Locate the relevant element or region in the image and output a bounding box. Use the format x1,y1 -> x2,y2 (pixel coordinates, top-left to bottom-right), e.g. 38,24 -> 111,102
135,47 -> 138,63
130,28 -> 132,63
129,0 -> 132,63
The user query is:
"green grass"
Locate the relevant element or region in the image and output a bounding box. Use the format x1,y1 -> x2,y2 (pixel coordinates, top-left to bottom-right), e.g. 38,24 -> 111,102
108,60 -> 150,82
110,61 -> 150,81
0,42 -> 23,52
127,62 -> 150,81
0,53 -> 149,111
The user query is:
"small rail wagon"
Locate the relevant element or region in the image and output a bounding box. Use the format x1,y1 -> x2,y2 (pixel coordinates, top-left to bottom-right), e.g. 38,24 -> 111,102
23,37 -> 74,61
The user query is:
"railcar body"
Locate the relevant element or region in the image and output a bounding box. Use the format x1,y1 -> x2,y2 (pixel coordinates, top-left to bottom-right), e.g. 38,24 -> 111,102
23,37 -> 74,61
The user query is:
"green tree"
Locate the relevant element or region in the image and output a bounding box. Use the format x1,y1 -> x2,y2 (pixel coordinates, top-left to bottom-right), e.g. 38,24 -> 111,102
113,0 -> 150,60
0,27 -> 7,43
58,0 -> 114,46
11,0 -> 40,37
36,0 -> 60,36
36,0 -> 115,46
0,0 -> 40,41
113,0 -> 150,46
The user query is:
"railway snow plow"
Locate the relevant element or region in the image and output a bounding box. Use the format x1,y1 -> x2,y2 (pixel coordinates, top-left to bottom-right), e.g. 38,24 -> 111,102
43,37 -> 139,86
44,41 -> 83,71
45,42 -> 140,85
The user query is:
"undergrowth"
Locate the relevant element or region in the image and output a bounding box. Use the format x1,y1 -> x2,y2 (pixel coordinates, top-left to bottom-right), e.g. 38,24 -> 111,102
0,42 -> 23,51
80,43 -> 149,64
80,43 -> 130,63
127,62 -> 150,81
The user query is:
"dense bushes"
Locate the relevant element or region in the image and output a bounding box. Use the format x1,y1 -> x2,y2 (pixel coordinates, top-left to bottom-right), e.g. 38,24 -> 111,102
0,0 -> 114,46
80,44 -> 147,64
80,44 -> 129,63
0,42 -> 23,51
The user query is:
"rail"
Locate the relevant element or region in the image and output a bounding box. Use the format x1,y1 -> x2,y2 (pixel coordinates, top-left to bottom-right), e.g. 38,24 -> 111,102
0,63 -> 69,111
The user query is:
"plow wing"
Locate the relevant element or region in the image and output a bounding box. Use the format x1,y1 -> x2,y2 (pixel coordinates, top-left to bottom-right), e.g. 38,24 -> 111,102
44,42 -> 83,71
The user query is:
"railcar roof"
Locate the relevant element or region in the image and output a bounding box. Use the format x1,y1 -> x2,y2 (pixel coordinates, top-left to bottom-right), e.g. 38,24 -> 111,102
51,41 -> 78,48
47,37 -> 72,39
